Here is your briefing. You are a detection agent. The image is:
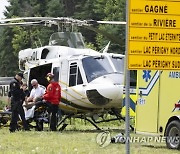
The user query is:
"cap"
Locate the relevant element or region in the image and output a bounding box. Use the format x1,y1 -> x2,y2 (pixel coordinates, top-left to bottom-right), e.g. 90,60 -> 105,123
17,72 -> 24,79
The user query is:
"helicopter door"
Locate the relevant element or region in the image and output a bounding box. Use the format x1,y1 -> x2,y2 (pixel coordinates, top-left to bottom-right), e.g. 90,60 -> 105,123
66,60 -> 84,104
52,65 -> 60,82
28,63 -> 52,89
68,61 -> 83,87
60,59 -> 69,99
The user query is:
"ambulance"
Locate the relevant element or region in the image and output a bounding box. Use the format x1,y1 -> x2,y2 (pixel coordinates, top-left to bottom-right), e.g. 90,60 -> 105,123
135,70 -> 180,149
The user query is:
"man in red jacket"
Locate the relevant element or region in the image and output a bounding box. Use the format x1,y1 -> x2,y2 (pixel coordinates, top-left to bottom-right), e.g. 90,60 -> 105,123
43,73 -> 61,131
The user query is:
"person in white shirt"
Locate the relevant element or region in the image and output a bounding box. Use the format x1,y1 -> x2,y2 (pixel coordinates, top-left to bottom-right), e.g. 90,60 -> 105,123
29,79 -> 45,101
23,79 -> 46,120
24,79 -> 45,108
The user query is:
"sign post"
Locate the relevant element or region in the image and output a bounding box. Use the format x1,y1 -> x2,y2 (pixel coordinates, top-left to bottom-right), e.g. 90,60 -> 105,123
125,0 -> 130,154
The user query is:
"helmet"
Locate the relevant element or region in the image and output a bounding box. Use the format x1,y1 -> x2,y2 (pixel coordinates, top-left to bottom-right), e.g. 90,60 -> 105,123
46,73 -> 54,78
46,73 -> 54,81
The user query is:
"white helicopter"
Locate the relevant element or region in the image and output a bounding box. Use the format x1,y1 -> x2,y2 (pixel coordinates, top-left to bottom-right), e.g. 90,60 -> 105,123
0,17 -> 132,130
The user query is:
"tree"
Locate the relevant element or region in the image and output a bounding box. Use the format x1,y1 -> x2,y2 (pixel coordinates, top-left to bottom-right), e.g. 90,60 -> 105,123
47,0 -> 65,17
0,0 -> 57,76
94,0 -> 126,54
0,28 -> 18,76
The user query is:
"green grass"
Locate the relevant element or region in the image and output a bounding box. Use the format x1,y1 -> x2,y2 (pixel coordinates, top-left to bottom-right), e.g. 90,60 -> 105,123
0,100 -> 7,110
0,123 -> 179,154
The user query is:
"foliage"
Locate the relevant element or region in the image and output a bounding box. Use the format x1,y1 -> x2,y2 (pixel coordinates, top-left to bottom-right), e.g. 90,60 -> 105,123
95,0 -> 126,54
47,0 -> 65,17
0,28 -> 18,76
0,100 -> 7,110
85,42 -> 97,51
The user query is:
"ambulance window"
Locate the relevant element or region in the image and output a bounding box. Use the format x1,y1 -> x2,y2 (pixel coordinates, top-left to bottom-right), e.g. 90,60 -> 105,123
53,67 -> 60,82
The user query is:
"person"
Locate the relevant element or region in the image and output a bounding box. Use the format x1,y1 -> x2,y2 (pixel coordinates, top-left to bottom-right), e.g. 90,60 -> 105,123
6,91 -> 12,111
21,82 -> 30,108
23,79 -> 45,122
9,72 -> 29,132
43,73 -> 61,131
24,79 -> 45,108
21,82 -> 30,100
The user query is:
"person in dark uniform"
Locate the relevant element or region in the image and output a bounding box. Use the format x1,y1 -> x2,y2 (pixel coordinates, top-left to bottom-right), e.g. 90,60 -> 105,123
9,72 -> 29,132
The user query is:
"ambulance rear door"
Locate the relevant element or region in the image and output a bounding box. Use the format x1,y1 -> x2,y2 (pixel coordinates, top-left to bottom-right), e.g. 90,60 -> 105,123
136,70 -> 160,133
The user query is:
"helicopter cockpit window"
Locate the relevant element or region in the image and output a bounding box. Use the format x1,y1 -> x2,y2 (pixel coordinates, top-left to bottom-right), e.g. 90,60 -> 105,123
69,62 -> 83,87
82,56 -> 113,82
53,67 -> 60,82
49,32 -> 85,49
110,56 -> 124,73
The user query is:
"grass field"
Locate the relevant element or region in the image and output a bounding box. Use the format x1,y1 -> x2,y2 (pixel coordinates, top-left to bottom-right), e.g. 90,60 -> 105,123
0,121 -> 179,154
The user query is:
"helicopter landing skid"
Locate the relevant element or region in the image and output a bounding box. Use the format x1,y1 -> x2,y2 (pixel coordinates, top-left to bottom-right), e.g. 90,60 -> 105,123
77,116 -> 101,130
57,113 -> 73,131
57,111 -> 135,131
111,108 -> 134,131
57,113 -> 101,131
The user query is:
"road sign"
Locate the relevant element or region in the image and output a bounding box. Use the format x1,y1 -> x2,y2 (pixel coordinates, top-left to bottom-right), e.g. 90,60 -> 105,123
128,0 -> 180,70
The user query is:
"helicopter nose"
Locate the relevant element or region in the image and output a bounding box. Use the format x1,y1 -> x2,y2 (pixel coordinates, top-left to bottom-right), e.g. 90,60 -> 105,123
86,85 -> 123,106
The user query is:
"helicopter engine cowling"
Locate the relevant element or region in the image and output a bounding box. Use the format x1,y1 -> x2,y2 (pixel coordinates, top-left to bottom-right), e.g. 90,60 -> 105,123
86,89 -> 111,106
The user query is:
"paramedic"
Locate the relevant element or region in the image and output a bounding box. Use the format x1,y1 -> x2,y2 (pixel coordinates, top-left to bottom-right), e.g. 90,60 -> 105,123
43,73 -> 61,131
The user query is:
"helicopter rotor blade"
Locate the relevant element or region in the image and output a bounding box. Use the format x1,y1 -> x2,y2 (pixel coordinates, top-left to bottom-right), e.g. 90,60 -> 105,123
84,20 -> 126,45
84,25 -> 121,45
0,17 -> 86,25
96,21 -> 126,25
0,17 -> 55,22
0,21 -> 44,27
0,17 -> 126,26
0,17 -> 125,44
